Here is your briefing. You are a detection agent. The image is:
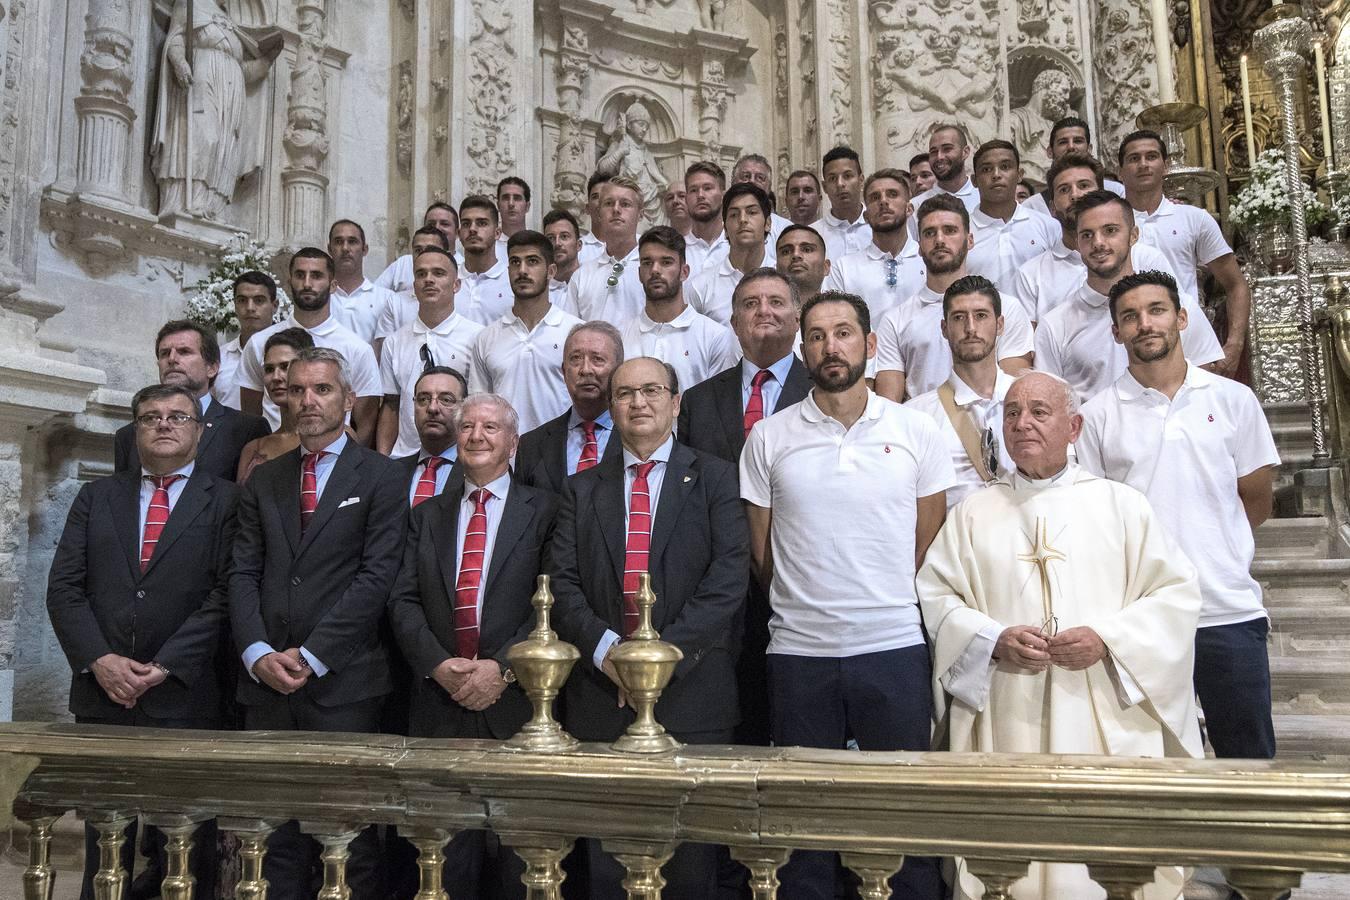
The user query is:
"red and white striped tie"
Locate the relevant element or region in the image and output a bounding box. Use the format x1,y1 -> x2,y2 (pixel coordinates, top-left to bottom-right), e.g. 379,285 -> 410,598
622,461 -> 657,637
140,474 -> 183,572
453,488 -> 490,659
300,450 -> 326,533
743,369 -> 772,437
577,420 -> 600,472
412,456 -> 444,507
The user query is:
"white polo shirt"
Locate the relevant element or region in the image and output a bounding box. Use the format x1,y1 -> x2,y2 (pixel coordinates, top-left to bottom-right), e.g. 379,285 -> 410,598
239,313 -> 383,429
332,279 -> 402,344
373,292 -> 421,340
212,336 -> 244,410
909,176 -> 980,238
1014,241 -> 1177,322
548,278 -> 569,307
577,231 -> 607,265
1033,281 -> 1224,403
906,370 -> 1016,508
873,284 -> 1035,399
468,303 -> 583,433
457,258 -> 513,325
740,389 -> 956,657
685,229 -> 730,278
379,312 -> 484,457
1133,197 -> 1233,296
620,304 -> 739,393
683,251 -> 776,326
811,209 -> 872,262
966,204 -> 1060,297
769,211 -> 793,244
562,244 -> 644,329
1022,177 -> 1125,218
821,239 -> 927,325
1076,364 -> 1280,627
374,250 -> 465,296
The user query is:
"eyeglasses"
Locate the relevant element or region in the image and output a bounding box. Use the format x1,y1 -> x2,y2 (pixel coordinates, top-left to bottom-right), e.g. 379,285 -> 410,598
981,425 -> 1000,478
134,413 -> 201,429
885,257 -> 898,288
419,343 -> 436,374
413,392 -> 460,409
613,383 -> 672,404
1039,615 -> 1059,639
606,260 -> 625,288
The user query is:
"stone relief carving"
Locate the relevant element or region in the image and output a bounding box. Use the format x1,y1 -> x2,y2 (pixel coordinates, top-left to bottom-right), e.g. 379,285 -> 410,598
283,4 -> 329,175
798,0 -> 818,150
592,47 -> 683,80
697,58 -> 731,157
74,0 -> 135,204
825,0 -> 853,146
0,0 -> 23,259
466,0 -> 517,196
396,60 -> 413,176
774,25 -> 788,113
1091,0 -> 1159,163
398,0 -> 414,18
632,0 -> 731,29
1009,67 -> 1073,182
597,98 -> 667,226
551,25 -> 591,217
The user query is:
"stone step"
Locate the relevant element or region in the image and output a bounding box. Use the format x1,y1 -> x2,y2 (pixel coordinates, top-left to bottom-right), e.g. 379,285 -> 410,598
1270,655 -> 1350,708
1254,557 -> 1350,605
1255,516 -> 1336,559
1269,605 -> 1350,655
1271,714 -> 1350,759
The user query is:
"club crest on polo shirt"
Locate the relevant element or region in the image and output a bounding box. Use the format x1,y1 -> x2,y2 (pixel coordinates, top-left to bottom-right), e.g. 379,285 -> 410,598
884,445 -> 892,453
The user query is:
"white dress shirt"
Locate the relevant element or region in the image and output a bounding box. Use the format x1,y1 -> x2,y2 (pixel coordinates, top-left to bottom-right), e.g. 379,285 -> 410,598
811,209 -> 873,262
239,315 -> 383,430
332,279 -> 402,344
406,446 -> 458,506
138,461 -> 195,548
468,303 -> 583,433
620,304 -> 739,393
1014,241 -> 1177,322
458,258 -> 513,326
905,370 -> 1016,508
212,337 -> 244,410
564,409 -> 614,475
454,470 -> 513,621
966,204 -> 1060,297
380,311 -> 484,457
562,244 -> 645,329
821,239 -> 927,324
1133,197 -> 1234,297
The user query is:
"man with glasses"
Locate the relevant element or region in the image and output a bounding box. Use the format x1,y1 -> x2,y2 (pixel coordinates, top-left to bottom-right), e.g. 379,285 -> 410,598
376,246 -> 483,457
393,365 -> 468,504
564,176 -> 645,328
550,355 -> 748,899
918,370 -> 1203,900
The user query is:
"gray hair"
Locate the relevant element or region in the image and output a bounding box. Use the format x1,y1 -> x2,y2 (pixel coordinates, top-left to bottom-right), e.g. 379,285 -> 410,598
566,320 -> 625,364
1011,370 -> 1080,416
291,345 -> 353,393
457,392 -> 519,438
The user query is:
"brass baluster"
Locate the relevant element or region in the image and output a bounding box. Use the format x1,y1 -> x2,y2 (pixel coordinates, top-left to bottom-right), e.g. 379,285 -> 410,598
964,857 -> 1030,900
609,574 -> 684,754
20,811 -> 58,900
604,839 -> 675,900
1087,862 -> 1157,900
87,813 -> 134,900
409,828 -> 451,900
310,828 -> 360,900
159,822 -> 199,900
222,820 -> 276,900
1227,867 -> 1304,900
502,832 -> 574,900
507,575 -> 582,752
728,847 -> 791,900
840,850 -> 905,900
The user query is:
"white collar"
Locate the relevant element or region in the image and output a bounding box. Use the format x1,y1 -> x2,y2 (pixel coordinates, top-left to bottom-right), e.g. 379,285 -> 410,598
465,256 -> 508,280
638,304 -> 697,332
334,278 -> 375,297
464,469 -> 512,501
800,388 -> 884,425
1009,462 -> 1078,490
500,302 -> 568,329
822,208 -> 867,229
971,203 -> 1028,229
864,238 -> 917,261
913,285 -> 944,306
1074,282 -> 1110,309
622,434 -> 675,468
412,310 -> 467,336
140,460 -> 196,481
287,313 -> 338,336
1115,362 -> 1212,401
948,368 -> 1014,406
1134,196 -> 1175,219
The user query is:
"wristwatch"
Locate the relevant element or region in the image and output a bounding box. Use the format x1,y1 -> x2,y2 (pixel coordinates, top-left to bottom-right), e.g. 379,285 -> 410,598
150,661 -> 171,678
499,664 -> 517,685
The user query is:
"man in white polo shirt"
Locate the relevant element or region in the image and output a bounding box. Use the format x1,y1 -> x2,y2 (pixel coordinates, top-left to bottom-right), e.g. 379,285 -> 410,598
376,246 -> 484,457
563,176 -> 646,329
822,167 -> 926,323
328,219 -> 401,344
1120,128 -> 1251,377
624,226 -> 737,393
874,194 -> 1035,402
214,271 -> 279,410
1015,153 -> 1177,323
684,160 -> 730,276
456,195 -> 512,325
741,289 -> 951,900
732,153 -> 793,243
906,275 -> 1016,507
1035,190 -> 1223,403
965,140 -> 1059,297
374,201 -> 463,298
470,230 -> 584,433
577,172 -> 611,266
1021,116 -> 1127,218
238,248 -> 383,444
811,145 -> 872,261
686,182 -> 776,326
909,123 -> 980,238
373,226 -> 456,350
1076,269 -> 1279,760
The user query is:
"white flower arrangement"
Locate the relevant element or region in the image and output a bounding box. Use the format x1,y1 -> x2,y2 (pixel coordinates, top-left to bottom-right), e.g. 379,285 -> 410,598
1230,149 -> 1331,232
184,232 -> 292,334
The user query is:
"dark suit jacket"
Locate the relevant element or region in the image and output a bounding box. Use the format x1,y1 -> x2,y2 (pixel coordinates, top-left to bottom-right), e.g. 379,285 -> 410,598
229,439 -> 407,712
46,469 -> 238,721
388,472 -> 558,739
549,441 -> 749,742
513,409 -> 622,495
115,398 -> 270,482
676,357 -> 811,464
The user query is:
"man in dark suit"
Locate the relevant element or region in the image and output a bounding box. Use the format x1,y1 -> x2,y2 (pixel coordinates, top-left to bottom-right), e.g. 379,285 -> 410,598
114,320 -> 270,481
229,346 -> 406,900
513,320 -> 624,494
48,383 -> 238,900
550,356 -> 749,900
389,392 -> 557,898
677,266 -> 810,749
394,365 -> 467,504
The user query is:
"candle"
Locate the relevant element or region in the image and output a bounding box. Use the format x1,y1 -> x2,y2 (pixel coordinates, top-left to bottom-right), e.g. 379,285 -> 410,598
1150,0 -> 1177,103
1241,54 -> 1258,167
1315,40 -> 1335,168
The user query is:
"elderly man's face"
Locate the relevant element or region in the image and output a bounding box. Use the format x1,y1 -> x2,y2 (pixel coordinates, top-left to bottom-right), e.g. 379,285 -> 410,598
1003,374 -> 1081,477
457,399 -> 518,477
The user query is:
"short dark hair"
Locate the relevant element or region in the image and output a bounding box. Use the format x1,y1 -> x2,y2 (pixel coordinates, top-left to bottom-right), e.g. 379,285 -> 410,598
776,223 -> 827,252
1047,152 -> 1106,193
613,357 -> 680,396
734,153 -> 772,178
413,245 -> 458,270
685,160 -> 727,189
916,193 -> 970,231
1070,188 -> 1134,226
931,122 -> 970,148
497,176 -> 532,204
587,171 -> 612,194
1108,270 -> 1182,323
156,320 -> 221,367
863,168 -> 910,200
233,270 -> 278,303
131,383 -> 200,420
1117,129 -> 1168,165
425,201 -> 458,222
639,225 -> 687,263
263,326 -> 314,357
505,229 -> 554,259
290,246 -> 335,276
943,274 -> 1002,317
822,145 -> 862,174
414,364 -> 469,398
721,182 -> 772,220
733,266 -> 800,311
786,169 -> 821,190
1049,116 -> 1091,148
542,208 -> 581,237
908,152 -> 931,170
800,289 -> 870,336
328,219 -> 367,244
459,194 -> 500,224
973,139 -> 1020,170
412,224 -> 451,250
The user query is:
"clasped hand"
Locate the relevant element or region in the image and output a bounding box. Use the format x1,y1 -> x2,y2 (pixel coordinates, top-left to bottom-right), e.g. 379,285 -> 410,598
253,649 -> 310,695
995,625 -> 1107,673
91,654 -> 167,709
432,658 -> 506,712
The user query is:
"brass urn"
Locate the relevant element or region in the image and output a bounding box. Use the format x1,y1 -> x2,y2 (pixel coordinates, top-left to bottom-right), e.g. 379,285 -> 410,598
610,573 -> 684,754
506,575 -> 581,752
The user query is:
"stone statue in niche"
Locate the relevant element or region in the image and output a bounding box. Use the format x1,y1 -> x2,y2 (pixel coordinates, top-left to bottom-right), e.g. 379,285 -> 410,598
632,0 -> 731,30
596,100 -> 667,227
152,0 -> 283,220
1009,68 -> 1073,183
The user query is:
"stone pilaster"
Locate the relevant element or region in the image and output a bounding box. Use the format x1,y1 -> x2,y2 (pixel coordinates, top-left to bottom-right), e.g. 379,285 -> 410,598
281,1 -> 330,246
73,0 -> 136,206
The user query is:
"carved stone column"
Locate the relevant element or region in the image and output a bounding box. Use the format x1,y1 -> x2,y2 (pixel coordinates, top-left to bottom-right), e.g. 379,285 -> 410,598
281,2 -> 330,245
550,25 -> 590,217
73,0 -> 136,205
1090,0 -> 1167,162
460,0 -> 534,199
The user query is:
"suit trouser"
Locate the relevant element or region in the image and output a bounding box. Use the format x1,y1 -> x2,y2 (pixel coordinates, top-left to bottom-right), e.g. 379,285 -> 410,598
767,646 -> 943,900
243,693 -> 386,900
76,711 -> 220,900
1194,618 -> 1277,759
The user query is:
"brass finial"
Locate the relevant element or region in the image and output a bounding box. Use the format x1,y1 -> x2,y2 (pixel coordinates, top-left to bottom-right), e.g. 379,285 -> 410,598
506,575 -> 581,752
610,573 -> 684,754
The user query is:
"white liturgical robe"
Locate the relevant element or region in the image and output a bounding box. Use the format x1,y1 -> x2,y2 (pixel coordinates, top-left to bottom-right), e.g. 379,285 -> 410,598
917,465 -> 1203,900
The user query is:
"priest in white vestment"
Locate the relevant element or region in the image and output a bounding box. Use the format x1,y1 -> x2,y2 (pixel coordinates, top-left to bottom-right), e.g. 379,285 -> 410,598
917,371 -> 1204,900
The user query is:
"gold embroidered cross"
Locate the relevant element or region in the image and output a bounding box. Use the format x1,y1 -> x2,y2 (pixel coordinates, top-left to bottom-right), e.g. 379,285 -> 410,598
1018,516 -> 1066,626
